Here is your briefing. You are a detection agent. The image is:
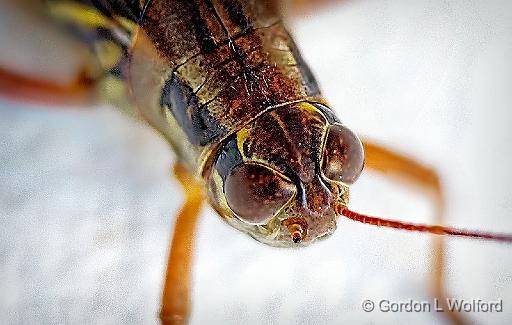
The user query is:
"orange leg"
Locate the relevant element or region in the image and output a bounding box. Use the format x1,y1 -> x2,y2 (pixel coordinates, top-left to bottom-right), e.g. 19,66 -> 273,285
363,140 -> 465,325
160,163 -> 205,325
0,66 -> 95,106
279,0 -> 347,16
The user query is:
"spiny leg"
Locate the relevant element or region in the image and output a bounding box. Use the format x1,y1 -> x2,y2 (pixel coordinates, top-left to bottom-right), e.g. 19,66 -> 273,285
362,140 -> 465,325
160,163 -> 205,325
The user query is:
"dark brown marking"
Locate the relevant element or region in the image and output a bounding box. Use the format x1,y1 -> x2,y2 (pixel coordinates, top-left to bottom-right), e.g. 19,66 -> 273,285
219,0 -> 250,32
213,136 -> 243,180
288,37 -> 320,96
189,1 -> 219,53
87,0 -> 141,21
161,74 -> 225,145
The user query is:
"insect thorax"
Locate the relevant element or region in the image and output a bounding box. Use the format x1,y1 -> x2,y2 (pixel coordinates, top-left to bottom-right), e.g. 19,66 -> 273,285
135,0 -> 330,174
48,0 -> 337,176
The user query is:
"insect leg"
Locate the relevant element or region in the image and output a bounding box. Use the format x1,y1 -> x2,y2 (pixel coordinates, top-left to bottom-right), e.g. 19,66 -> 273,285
0,1 -> 99,106
160,163 -> 205,325
279,0 -> 346,16
362,140 -> 466,325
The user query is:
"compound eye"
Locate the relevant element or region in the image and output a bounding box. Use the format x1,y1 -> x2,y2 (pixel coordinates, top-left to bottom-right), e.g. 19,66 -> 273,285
224,163 -> 295,224
322,124 -> 364,185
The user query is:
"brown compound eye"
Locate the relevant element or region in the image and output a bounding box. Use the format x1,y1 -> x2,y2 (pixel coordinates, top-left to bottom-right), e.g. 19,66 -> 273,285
322,124 -> 364,185
224,163 -> 296,224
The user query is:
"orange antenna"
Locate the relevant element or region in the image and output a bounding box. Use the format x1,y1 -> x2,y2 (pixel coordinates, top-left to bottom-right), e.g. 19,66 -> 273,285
337,205 -> 512,243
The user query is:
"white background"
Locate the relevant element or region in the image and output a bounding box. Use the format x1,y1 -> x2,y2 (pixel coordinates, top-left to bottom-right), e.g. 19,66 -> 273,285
1,0 -> 511,324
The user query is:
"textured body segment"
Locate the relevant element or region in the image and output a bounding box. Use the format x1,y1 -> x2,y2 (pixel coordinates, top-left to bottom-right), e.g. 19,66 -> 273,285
236,102 -> 327,183
137,0 -> 323,171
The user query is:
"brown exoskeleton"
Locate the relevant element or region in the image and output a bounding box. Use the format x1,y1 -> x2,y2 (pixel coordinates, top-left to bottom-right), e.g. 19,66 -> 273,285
2,1 -> 511,324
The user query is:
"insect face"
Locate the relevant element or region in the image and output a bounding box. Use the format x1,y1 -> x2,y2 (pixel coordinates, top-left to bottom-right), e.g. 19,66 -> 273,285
206,102 -> 364,247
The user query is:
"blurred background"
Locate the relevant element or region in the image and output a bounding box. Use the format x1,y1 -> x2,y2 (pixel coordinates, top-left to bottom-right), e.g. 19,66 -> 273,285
1,0 -> 512,324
